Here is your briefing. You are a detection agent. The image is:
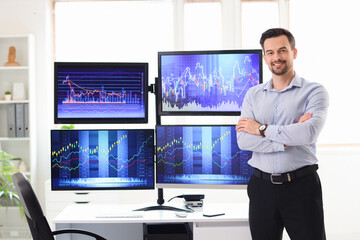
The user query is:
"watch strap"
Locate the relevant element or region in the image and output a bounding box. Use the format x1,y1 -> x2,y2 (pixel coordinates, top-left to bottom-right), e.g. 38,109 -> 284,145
259,124 -> 267,137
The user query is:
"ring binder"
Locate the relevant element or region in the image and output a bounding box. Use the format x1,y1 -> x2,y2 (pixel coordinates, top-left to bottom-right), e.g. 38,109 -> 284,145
7,104 -> 16,138
15,103 -> 25,137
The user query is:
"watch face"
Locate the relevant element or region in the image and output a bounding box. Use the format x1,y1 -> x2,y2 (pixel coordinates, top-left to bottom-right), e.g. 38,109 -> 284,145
259,125 -> 266,131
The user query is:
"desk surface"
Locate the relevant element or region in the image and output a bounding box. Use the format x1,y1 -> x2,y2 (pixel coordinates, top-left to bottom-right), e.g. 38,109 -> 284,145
53,203 -> 249,224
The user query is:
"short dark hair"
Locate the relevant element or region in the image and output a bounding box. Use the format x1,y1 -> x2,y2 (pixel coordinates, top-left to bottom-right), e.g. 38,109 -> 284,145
260,28 -> 296,51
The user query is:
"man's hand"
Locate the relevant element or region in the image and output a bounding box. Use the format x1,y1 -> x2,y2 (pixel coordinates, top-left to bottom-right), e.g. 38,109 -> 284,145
236,118 -> 261,136
298,113 -> 312,123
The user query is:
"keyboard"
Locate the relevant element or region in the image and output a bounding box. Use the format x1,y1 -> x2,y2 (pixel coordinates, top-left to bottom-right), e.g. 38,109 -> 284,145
96,211 -> 144,218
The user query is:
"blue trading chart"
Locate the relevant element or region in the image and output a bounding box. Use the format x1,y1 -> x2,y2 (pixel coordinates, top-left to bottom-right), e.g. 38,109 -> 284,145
160,52 -> 261,113
56,66 -> 146,119
51,129 -> 154,190
156,126 -> 253,186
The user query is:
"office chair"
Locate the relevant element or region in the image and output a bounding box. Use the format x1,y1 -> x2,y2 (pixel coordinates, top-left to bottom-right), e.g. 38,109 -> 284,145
11,172 -> 107,240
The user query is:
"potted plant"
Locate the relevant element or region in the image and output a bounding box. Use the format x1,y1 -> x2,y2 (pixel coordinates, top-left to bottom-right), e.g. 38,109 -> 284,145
0,150 -> 22,209
4,91 -> 12,101
0,150 -> 30,237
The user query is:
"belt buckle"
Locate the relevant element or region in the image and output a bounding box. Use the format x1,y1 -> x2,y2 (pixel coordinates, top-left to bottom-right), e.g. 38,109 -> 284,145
270,174 -> 283,184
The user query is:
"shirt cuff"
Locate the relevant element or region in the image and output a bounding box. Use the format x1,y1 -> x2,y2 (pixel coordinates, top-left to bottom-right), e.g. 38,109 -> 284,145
265,125 -> 285,152
265,125 -> 278,141
272,141 -> 285,152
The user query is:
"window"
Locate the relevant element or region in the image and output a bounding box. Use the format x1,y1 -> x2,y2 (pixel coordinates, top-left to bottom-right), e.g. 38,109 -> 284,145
184,2 -> 222,50
290,0 -> 360,144
241,1 -> 278,49
54,1 -> 174,82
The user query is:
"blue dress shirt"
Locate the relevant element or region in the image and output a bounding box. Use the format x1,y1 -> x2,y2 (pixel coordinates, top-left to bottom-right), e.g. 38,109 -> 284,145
237,73 -> 329,174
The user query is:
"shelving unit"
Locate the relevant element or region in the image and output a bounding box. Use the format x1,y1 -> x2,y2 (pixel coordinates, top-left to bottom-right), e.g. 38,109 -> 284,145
0,35 -> 36,182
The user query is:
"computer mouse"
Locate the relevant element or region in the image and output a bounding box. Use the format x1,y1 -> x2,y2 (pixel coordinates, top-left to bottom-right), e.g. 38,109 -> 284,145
175,212 -> 188,218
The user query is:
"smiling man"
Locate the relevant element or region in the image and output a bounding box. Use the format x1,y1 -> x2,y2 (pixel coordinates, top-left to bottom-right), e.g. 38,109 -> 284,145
236,28 -> 329,240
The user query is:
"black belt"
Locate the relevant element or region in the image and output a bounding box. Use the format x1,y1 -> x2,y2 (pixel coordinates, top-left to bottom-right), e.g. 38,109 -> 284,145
253,164 -> 318,184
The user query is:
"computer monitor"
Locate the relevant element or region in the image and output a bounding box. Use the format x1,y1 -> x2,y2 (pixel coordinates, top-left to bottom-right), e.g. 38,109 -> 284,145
156,125 -> 253,189
157,49 -> 262,116
51,129 -> 154,190
54,62 -> 148,124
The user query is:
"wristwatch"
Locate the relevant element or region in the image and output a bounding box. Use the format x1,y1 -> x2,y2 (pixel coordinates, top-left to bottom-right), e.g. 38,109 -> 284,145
259,124 -> 267,137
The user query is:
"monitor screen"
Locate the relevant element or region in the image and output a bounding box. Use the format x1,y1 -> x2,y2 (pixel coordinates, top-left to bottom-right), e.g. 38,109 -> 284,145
51,129 -> 154,190
54,62 -> 148,124
156,125 -> 253,189
157,50 -> 262,116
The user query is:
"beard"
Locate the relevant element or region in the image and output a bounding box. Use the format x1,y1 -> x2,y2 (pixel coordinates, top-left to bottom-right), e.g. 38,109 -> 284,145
269,59 -> 291,76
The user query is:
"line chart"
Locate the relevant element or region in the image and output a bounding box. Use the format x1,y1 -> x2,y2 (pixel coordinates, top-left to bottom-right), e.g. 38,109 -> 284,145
160,52 -> 261,112
62,76 -> 141,104
56,65 -> 146,119
51,129 -> 154,189
156,126 -> 253,185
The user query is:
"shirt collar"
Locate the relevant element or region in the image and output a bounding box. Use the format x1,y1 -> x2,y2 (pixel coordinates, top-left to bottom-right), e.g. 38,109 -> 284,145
263,72 -> 302,92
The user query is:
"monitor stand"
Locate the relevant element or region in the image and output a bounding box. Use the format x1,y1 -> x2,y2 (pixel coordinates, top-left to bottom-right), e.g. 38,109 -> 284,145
133,189 -> 193,213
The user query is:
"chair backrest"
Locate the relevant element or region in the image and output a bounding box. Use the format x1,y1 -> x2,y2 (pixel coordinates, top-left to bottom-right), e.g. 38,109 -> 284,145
12,172 -> 54,240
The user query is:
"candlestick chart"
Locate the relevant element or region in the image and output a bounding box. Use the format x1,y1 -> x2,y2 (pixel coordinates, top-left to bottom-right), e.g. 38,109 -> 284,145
160,52 -> 261,113
51,129 -> 154,190
56,66 -> 146,119
156,126 -> 253,185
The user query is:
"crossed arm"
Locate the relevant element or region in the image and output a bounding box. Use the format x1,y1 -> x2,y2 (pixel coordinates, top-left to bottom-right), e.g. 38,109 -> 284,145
235,113 -> 313,137
235,111 -> 320,153
236,83 -> 329,153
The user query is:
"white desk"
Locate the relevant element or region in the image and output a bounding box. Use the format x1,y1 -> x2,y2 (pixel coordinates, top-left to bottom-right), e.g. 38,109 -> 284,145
53,203 -> 251,240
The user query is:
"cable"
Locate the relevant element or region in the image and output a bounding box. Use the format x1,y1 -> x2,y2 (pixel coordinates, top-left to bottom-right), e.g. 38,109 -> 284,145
168,194 -> 185,202
185,205 -> 195,213
167,195 -> 195,212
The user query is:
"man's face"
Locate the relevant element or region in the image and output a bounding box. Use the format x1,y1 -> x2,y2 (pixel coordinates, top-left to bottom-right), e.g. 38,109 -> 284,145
263,35 -> 297,76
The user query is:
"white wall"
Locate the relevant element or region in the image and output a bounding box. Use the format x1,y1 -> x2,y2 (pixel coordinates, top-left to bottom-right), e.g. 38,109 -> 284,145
0,0 -> 53,204
0,0 -> 359,239
318,146 -> 360,239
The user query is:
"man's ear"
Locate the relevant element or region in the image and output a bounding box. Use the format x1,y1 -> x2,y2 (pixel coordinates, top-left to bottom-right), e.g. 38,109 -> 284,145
293,48 -> 298,59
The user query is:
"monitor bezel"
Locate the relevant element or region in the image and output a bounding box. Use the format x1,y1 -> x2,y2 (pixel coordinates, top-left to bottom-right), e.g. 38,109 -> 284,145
51,128 -> 155,191
157,49 -> 263,116
155,124 -> 252,190
54,62 -> 149,124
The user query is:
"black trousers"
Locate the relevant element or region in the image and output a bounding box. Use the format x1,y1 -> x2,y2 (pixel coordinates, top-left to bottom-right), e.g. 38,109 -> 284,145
247,171 -> 326,240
